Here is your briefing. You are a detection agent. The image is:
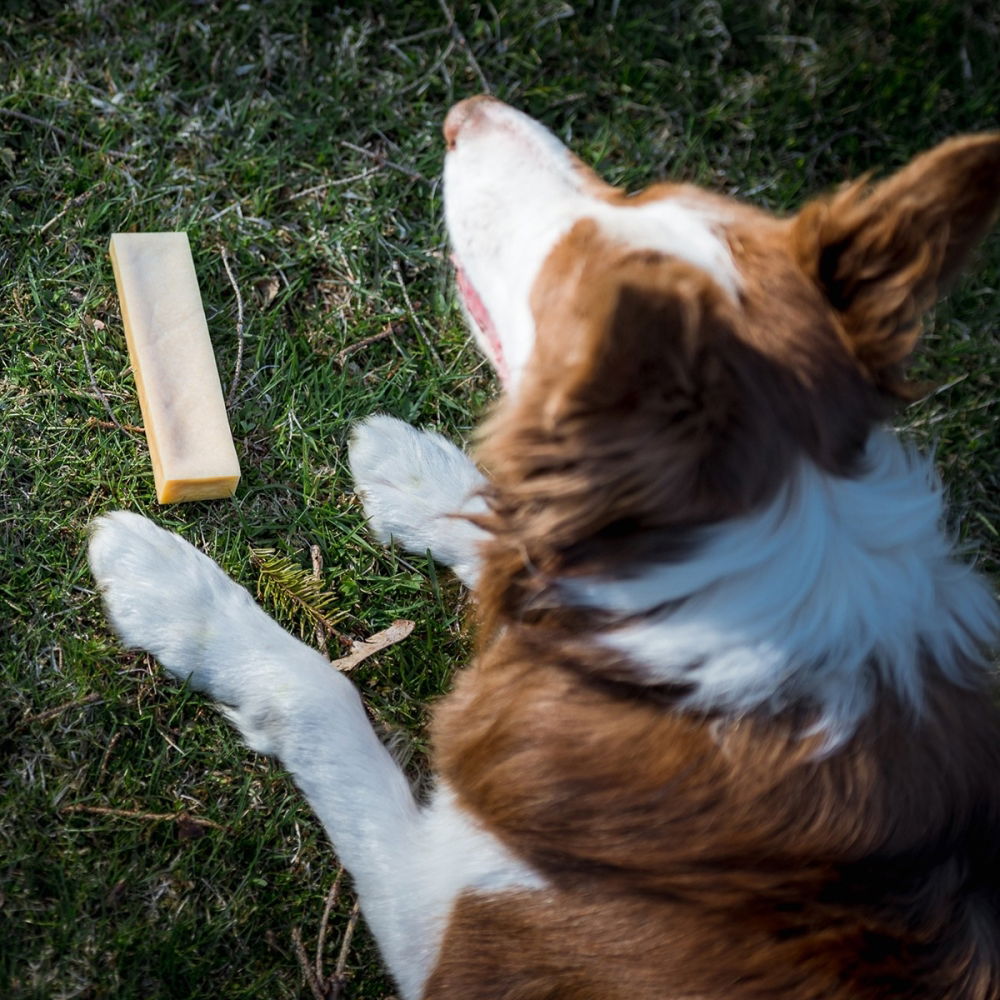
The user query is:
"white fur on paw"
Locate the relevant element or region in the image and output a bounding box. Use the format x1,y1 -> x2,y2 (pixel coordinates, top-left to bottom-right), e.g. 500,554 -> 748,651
89,512 -> 352,756
88,511 -> 266,692
348,415 -> 488,587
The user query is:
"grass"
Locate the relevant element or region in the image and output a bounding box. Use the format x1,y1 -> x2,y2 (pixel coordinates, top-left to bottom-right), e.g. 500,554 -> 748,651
1,1 -> 998,997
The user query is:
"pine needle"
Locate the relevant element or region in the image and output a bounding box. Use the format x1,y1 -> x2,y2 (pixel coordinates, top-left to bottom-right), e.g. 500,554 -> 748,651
250,547 -> 348,644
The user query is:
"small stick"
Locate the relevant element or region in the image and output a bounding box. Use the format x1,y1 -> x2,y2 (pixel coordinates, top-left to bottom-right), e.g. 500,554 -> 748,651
81,343 -> 127,433
85,416 -> 145,434
392,259 -> 441,366
220,247 -> 246,409
330,620 -> 415,673
292,926 -> 326,1000
288,167 -> 381,200
438,0 -> 491,92
334,322 -> 401,367
311,544 -> 328,655
39,181 -> 107,235
332,899 -> 362,990
96,729 -> 124,786
60,803 -> 227,832
0,108 -> 137,160
315,870 -> 344,983
340,140 -> 428,183
310,545 -> 324,579
13,692 -> 101,734
396,39 -> 456,98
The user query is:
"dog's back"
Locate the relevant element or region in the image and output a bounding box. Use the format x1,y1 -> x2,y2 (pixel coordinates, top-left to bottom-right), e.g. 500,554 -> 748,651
429,654 -> 1000,998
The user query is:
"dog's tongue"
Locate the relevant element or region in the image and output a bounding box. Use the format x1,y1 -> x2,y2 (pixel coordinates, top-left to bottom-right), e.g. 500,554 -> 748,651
453,260 -> 508,384
454,265 -> 489,332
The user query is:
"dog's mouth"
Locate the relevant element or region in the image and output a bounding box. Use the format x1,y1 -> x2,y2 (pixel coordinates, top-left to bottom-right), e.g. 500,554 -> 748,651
452,256 -> 509,386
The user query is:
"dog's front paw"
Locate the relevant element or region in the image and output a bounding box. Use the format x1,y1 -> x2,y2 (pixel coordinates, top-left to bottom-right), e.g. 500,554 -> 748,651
348,415 -> 488,587
88,511 -> 265,692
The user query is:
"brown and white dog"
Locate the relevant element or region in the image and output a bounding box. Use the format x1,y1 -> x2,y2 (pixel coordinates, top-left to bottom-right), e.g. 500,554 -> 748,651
89,98 -> 1000,998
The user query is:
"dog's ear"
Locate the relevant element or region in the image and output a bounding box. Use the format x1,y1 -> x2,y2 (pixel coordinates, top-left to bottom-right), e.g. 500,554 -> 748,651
792,133 -> 1000,397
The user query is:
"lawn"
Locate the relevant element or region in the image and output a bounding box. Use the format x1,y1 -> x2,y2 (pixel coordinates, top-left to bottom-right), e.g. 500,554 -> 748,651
2,1 -> 998,998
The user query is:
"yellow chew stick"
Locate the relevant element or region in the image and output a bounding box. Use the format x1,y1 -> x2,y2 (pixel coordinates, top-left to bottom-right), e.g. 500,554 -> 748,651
109,232 -> 241,504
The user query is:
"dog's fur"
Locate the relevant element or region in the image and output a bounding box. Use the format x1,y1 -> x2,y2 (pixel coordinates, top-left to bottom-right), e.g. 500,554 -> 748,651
89,98 -> 1000,998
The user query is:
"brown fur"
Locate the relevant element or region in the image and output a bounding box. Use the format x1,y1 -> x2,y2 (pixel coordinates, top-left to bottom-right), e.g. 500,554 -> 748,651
470,216 -> 884,634
791,134 -> 1000,397
427,132 -> 1000,998
429,640 -> 1000,999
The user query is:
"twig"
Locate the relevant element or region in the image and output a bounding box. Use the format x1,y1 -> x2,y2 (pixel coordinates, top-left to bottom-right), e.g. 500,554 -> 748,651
0,107 -> 137,160
60,803 -> 227,832
13,692 -> 101,734
39,181 -> 107,235
315,871 -> 344,983
292,926 -> 326,1000
392,259 -> 442,366
288,166 -> 381,200
340,140 -> 428,183
299,870 -> 361,1000
334,321 -> 402,367
86,416 -> 145,434
437,0 -> 491,92
396,38 -> 456,98
81,343 -> 128,433
330,620 -> 415,673
332,899 -> 362,990
96,729 -> 124,786
221,247 -> 246,409
311,544 -> 328,656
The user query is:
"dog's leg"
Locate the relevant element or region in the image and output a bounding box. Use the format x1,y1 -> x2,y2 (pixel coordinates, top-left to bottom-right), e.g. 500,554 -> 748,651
349,414 -> 488,588
87,512 -> 538,999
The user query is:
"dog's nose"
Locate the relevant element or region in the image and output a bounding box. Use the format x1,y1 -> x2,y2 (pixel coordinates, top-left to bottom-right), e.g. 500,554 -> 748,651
443,95 -> 501,150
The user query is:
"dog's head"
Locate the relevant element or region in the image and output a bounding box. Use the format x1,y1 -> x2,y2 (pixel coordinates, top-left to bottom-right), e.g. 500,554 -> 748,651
444,97 -> 1000,562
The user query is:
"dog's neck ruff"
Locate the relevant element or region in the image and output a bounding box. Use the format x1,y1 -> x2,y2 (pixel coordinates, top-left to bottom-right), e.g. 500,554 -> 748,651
560,430 -> 1000,744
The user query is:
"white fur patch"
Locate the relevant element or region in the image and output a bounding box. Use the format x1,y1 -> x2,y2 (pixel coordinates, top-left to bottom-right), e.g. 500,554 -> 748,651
385,785 -> 547,998
444,100 -> 738,389
88,511 -> 542,1000
349,414 -> 488,588
592,198 -> 739,298
560,431 -> 1000,744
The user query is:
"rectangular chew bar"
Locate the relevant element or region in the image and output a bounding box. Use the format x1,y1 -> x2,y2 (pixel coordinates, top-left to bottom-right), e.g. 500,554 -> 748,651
109,232 -> 240,503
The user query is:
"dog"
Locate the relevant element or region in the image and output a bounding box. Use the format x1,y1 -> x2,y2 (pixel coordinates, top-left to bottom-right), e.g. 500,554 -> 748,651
89,97 -> 1000,998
